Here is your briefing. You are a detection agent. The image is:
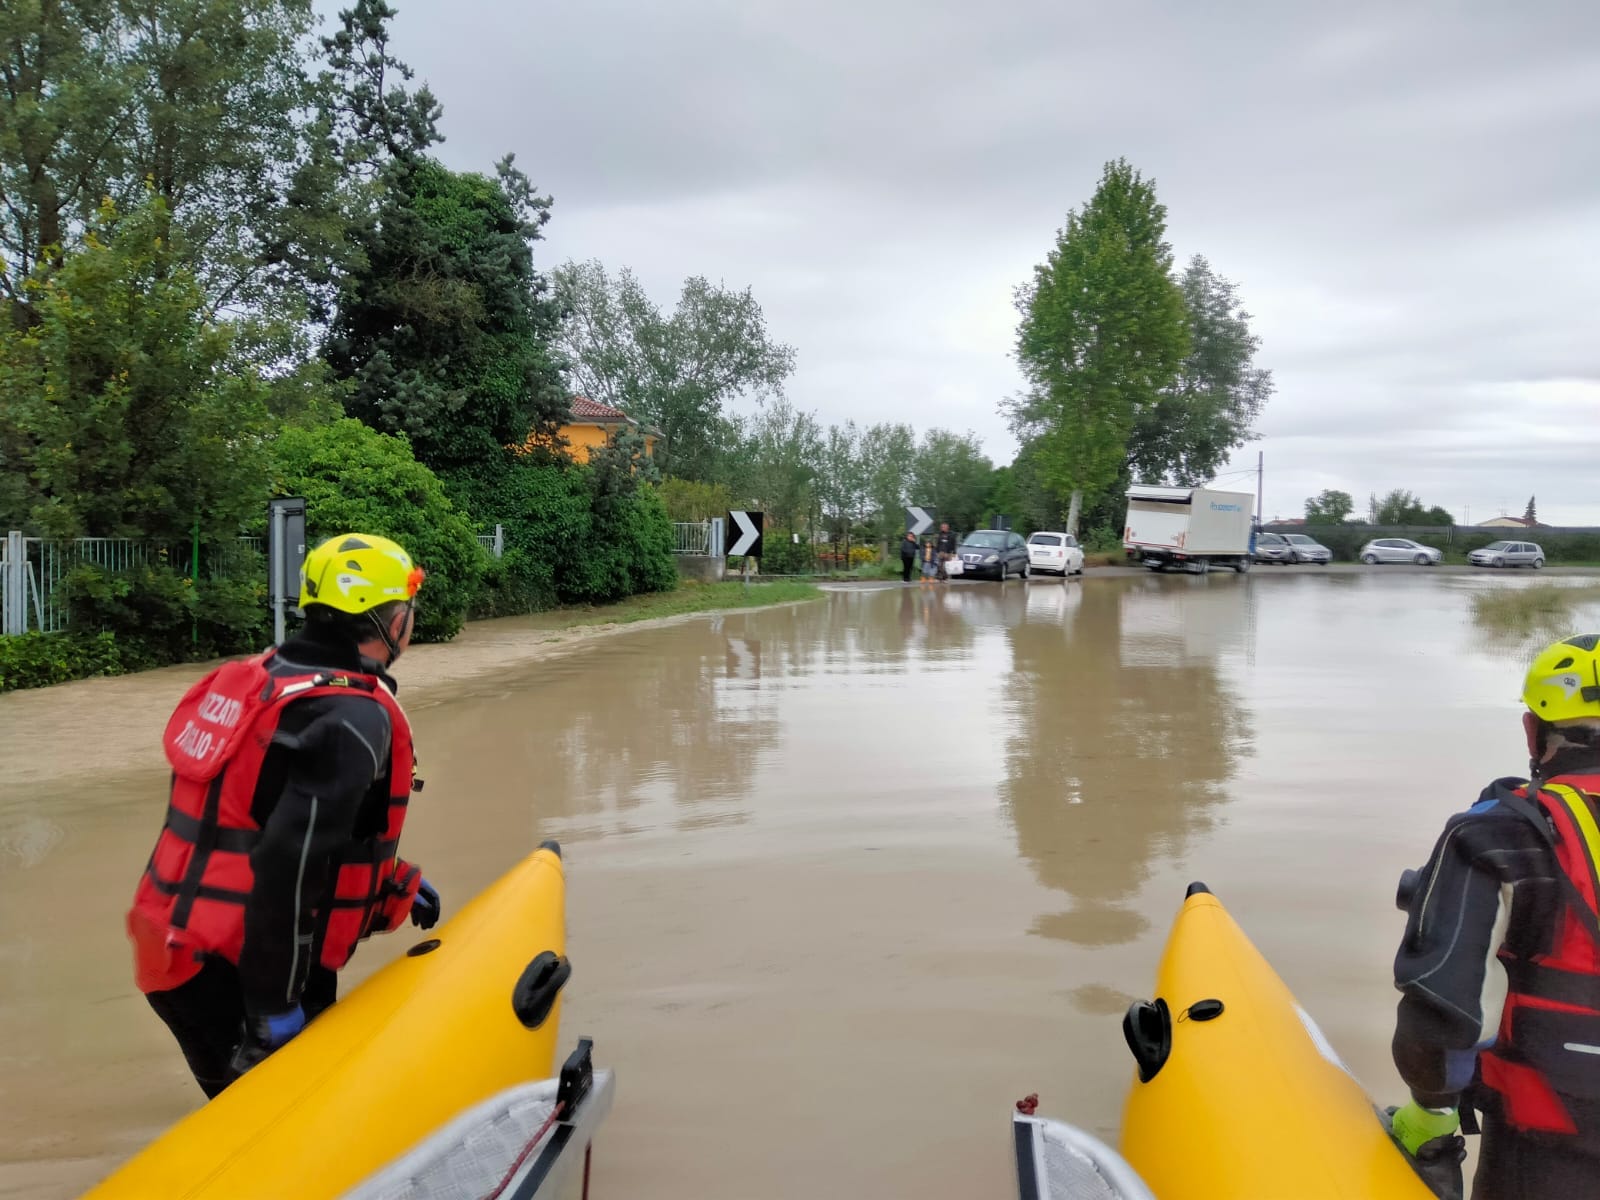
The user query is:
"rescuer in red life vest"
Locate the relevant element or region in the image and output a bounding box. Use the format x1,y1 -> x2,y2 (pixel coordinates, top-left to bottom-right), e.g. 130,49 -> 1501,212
1391,633 -> 1600,1198
127,533 -> 441,1098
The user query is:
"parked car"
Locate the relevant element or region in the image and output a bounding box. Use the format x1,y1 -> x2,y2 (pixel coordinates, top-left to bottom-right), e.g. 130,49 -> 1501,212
1026,531 -> 1084,576
1282,533 -> 1332,564
1468,540 -> 1545,569
1253,532 -> 1295,564
1359,538 -> 1443,565
956,530 -> 1030,580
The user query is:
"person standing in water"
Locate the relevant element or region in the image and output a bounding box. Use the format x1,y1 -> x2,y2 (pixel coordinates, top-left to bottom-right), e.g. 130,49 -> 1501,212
935,522 -> 958,582
126,533 -> 441,1097
1390,634 -> 1600,1198
900,531 -> 919,583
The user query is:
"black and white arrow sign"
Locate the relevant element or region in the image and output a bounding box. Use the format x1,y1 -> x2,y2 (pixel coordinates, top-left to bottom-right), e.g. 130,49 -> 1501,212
906,505 -> 935,536
727,510 -> 764,558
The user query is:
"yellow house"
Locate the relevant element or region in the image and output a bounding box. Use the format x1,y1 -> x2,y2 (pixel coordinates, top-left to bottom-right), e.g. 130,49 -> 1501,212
559,396 -> 659,462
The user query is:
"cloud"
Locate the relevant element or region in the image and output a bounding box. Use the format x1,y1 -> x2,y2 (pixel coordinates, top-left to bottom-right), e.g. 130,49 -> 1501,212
371,0 -> 1600,522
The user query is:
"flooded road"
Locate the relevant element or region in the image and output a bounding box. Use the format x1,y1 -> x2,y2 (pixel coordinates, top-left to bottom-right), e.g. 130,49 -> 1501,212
5,573 -> 1600,1198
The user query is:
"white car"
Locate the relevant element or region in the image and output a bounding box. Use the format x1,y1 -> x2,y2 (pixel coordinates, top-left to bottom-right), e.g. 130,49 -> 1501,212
1027,531 -> 1085,576
1359,538 -> 1443,566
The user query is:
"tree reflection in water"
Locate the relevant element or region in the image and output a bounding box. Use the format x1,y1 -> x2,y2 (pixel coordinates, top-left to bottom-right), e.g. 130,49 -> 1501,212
1001,577 -> 1255,945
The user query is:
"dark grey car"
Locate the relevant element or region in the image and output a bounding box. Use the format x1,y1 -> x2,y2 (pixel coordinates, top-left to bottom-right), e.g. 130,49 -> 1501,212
1254,532 -> 1294,564
957,530 -> 1030,580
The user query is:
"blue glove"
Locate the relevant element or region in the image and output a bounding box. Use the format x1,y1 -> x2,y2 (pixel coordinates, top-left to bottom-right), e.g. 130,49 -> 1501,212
411,877 -> 441,930
229,1005 -> 306,1075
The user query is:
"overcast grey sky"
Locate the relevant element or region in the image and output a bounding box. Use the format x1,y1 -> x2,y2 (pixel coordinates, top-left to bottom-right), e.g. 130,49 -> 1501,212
381,0 -> 1600,524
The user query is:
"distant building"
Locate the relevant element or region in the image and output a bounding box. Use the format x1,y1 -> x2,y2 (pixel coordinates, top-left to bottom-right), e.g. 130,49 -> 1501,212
517,396 -> 660,462
1478,516 -> 1541,529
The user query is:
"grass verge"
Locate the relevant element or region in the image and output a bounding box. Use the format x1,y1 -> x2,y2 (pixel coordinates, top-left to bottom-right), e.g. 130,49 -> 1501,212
529,580 -> 823,630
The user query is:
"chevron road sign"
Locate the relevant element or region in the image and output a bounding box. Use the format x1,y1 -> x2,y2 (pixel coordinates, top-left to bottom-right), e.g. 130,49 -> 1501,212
906,505 -> 935,536
727,510 -> 764,558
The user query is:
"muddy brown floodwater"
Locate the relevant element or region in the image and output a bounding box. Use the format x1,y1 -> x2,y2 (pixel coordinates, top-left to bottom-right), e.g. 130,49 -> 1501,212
5,573 -> 1600,1198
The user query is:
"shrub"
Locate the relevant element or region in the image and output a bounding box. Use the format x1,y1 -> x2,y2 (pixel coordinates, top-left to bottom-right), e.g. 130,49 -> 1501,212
755,528 -> 812,575
1082,525 -> 1125,553
557,434 -> 676,604
560,475 -> 678,603
848,544 -> 878,567
624,487 -> 680,596
448,458 -> 591,615
0,631 -> 127,692
268,419 -> 481,641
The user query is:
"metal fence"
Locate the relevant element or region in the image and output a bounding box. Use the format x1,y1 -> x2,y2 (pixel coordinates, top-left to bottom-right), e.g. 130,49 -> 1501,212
2,532 -> 267,636
475,524 -> 505,559
672,521 -> 712,555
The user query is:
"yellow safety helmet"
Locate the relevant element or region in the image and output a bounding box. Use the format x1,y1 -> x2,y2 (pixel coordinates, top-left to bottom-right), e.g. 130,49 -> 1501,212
299,533 -> 425,615
1522,634 -> 1600,724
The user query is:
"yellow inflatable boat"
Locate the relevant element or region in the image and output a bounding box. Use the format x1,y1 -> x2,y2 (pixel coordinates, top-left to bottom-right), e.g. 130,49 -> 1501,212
87,843 -> 574,1200
1015,883 -> 1438,1200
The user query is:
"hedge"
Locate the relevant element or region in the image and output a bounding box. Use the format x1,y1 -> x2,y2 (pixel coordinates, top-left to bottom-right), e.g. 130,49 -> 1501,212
1264,525 -> 1600,563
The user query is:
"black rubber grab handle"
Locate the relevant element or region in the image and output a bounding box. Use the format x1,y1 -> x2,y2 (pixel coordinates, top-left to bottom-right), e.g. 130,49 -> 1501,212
512,951 -> 571,1030
1123,997 -> 1173,1083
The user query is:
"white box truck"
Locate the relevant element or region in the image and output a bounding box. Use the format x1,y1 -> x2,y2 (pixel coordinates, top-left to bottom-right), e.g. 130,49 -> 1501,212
1123,485 -> 1255,573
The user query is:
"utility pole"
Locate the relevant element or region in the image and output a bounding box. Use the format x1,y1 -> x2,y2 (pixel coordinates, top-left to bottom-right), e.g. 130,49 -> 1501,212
1256,451 -> 1264,525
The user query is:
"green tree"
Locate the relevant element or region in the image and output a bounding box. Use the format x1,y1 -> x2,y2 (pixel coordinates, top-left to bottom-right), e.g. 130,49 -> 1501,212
0,0 -> 340,323
1305,489 -> 1355,524
552,259 -> 797,481
561,431 -> 675,602
735,397 -> 823,533
984,466 -> 1024,532
0,0 -> 129,311
1371,489 -> 1452,526
315,0 -> 441,180
268,418 -> 481,641
326,156 -> 567,471
858,421 -> 917,540
1127,255 -> 1272,485
912,428 -> 994,534
1009,159 -> 1188,536
0,199 -> 288,540
816,421 -> 864,544
124,0 -> 328,312
1524,495 -> 1538,525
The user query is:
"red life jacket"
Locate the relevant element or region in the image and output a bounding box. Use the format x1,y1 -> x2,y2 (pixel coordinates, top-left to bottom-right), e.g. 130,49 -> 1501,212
1478,774 -> 1600,1134
127,650 -> 420,994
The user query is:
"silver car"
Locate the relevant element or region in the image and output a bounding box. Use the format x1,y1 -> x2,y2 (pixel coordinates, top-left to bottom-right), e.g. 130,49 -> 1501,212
1359,538 -> 1443,566
1283,534 -> 1332,564
1468,540 -> 1545,569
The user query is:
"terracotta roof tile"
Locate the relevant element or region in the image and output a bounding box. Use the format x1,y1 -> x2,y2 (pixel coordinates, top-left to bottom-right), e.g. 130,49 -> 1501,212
569,395 -> 634,423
